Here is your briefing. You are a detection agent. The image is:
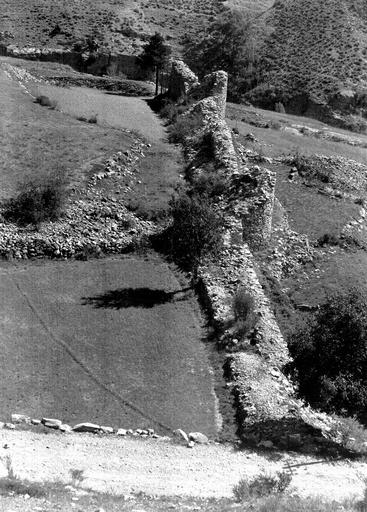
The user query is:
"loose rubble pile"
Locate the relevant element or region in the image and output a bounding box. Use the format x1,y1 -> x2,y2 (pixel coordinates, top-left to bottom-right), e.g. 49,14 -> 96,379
0,141 -> 155,260
4,414 -> 209,448
284,153 -> 367,196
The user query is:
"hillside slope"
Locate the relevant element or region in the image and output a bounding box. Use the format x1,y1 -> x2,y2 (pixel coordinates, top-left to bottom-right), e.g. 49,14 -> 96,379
247,0 -> 367,126
0,0 -> 224,54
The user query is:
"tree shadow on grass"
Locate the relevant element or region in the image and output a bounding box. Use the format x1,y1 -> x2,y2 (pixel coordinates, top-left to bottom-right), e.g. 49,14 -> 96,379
81,287 -> 191,309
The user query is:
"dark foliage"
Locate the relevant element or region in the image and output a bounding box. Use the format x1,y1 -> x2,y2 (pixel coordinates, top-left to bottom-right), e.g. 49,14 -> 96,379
165,193 -> 224,277
182,10 -> 264,102
288,288 -> 367,418
82,287 -> 190,309
3,172 -> 68,226
139,32 -> 171,96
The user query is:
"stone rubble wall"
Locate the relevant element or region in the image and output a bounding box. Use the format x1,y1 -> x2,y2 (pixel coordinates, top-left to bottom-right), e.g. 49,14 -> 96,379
167,59 -> 199,100
167,60 -> 339,450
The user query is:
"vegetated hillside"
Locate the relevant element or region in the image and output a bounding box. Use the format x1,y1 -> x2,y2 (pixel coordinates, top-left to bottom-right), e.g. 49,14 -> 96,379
247,0 -> 367,127
0,0 -> 225,54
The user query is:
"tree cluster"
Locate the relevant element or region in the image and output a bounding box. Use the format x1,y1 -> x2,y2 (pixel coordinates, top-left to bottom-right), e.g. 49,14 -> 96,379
182,10 -> 266,102
288,289 -> 367,419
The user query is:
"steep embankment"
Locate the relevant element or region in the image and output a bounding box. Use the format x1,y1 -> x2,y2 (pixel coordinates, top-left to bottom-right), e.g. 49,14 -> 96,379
247,0 -> 367,126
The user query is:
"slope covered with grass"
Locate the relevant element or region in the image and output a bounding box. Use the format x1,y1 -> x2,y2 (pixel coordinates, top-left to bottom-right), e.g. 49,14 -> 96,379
247,0 -> 367,120
0,0 -> 225,54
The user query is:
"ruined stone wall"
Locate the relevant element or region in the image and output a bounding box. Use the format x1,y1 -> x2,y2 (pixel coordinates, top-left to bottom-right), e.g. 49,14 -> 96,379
167,59 -> 199,100
166,60 -> 340,450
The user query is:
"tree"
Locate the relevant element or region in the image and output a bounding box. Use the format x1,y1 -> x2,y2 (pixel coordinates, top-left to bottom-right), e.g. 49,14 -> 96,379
167,193 -> 224,281
140,32 -> 171,96
288,289 -> 367,418
182,10 -> 266,101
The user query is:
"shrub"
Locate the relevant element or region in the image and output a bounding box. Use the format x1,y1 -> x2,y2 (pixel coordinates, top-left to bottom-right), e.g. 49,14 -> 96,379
168,113 -> 203,143
288,288 -> 367,418
274,101 -> 286,113
35,95 -> 57,109
4,171 -> 69,226
191,171 -> 227,200
316,232 -> 340,247
165,193 -> 224,279
232,288 -> 257,338
233,471 -> 292,502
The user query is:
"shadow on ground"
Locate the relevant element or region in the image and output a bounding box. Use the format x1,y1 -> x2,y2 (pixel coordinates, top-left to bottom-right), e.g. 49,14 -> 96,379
81,287 -> 191,309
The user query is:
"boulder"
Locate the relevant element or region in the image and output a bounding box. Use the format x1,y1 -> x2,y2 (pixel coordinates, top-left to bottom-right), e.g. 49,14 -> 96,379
11,414 -> 31,424
188,432 -> 209,444
173,429 -> 189,443
59,424 -> 72,433
41,418 -> 62,429
72,422 -> 101,433
31,419 -> 41,426
187,440 -> 195,448
4,423 -> 15,430
100,426 -> 114,434
116,429 -> 127,436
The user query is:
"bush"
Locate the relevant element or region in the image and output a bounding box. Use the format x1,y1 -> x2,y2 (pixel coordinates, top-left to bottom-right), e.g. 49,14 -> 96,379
4,171 -> 69,226
168,114 -> 203,143
165,193 -> 224,278
35,95 -> 57,109
191,171 -> 227,200
233,471 -> 292,502
232,288 -> 257,338
288,288 -> 367,418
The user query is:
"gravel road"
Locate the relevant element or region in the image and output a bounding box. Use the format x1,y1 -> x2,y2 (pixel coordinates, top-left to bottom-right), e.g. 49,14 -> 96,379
0,430 -> 366,501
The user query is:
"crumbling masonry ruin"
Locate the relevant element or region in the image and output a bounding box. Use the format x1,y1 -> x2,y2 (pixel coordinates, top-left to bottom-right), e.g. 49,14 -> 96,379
167,60 -> 337,449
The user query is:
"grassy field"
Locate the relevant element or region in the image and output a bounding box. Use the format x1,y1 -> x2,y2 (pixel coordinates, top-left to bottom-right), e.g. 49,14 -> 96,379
228,103 -> 367,343
0,255 -> 219,435
0,64 -> 132,200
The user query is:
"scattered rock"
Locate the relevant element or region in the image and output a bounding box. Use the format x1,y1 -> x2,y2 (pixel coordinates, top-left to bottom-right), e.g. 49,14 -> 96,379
187,441 -> 195,448
173,429 -> 189,443
72,423 -> 101,434
116,429 -> 127,436
11,414 -> 31,424
100,426 -> 114,434
188,432 -> 209,444
4,423 -> 15,430
31,419 -> 41,425
59,424 -> 72,433
41,418 -> 62,429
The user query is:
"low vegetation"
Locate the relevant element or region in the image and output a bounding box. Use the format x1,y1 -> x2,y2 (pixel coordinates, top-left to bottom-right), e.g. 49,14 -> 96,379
232,287 -> 257,339
233,471 -> 292,502
35,95 -> 57,109
3,171 -> 69,226
168,113 -> 203,144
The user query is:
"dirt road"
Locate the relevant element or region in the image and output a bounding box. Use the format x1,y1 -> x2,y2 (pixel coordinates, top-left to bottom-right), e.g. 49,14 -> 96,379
0,430 -> 366,501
